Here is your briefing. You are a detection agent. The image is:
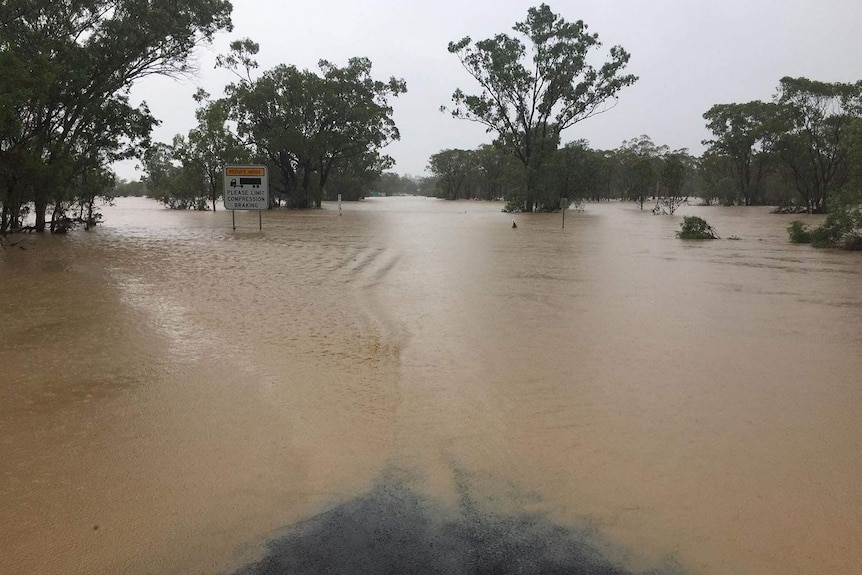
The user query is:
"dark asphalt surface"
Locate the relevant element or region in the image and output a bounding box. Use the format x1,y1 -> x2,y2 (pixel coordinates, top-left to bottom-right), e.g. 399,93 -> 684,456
230,467 -> 685,575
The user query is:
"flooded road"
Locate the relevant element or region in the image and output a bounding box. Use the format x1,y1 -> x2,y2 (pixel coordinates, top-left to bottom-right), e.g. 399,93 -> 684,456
1,197 -> 860,574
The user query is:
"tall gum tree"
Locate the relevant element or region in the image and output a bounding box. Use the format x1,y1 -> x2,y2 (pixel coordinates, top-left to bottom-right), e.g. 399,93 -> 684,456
702,101 -> 784,206
0,0 -> 233,232
615,135 -> 667,209
222,41 -> 406,208
443,3 -> 637,212
172,89 -> 250,211
775,76 -> 862,213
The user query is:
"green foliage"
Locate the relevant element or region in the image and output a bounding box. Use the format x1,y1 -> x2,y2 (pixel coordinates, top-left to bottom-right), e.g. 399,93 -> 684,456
788,194 -> 862,249
141,142 -> 209,210
537,140 -> 605,208
774,77 -> 862,213
657,152 -> 690,214
425,145 -> 523,203
172,93 -> 251,211
474,144 -> 520,201
222,46 -> 406,208
702,101 -> 784,205
613,134 -> 669,209
445,3 -> 637,212
427,149 -> 474,200
0,0 -> 233,231
114,179 -> 148,197
676,216 -> 719,239
786,221 -> 812,243
322,152 -> 389,202
368,173 -> 420,197
810,212 -> 854,248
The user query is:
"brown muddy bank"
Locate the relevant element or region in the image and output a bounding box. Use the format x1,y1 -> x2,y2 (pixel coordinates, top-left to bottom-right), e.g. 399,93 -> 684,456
1,197 -> 860,575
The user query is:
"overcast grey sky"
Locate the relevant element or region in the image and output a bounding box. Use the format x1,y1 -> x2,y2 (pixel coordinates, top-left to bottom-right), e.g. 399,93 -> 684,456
117,0 -> 862,180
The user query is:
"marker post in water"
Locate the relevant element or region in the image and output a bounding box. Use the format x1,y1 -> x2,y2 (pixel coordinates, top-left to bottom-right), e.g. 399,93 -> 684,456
560,197 -> 568,229
223,165 -> 269,230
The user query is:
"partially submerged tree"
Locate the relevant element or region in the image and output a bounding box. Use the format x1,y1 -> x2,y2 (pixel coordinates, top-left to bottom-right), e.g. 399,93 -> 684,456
172,90 -> 250,211
444,3 -> 637,212
655,150 -> 690,215
427,149 -> 475,200
702,101 -> 784,206
222,41 -> 407,208
0,0 -> 233,232
615,135 -> 666,208
539,140 -> 605,207
677,216 -> 719,239
774,77 -> 862,213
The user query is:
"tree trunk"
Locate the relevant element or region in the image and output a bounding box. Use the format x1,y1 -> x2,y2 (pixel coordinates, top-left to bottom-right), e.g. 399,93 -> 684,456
34,192 -> 47,233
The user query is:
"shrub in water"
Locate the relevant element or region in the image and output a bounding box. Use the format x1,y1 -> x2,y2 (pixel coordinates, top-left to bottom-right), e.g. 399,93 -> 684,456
676,216 -> 719,239
810,211 -> 854,248
843,233 -> 862,251
787,220 -> 812,243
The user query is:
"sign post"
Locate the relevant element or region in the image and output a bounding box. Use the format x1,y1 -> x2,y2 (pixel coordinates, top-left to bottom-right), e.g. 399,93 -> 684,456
560,197 -> 568,229
223,165 -> 269,230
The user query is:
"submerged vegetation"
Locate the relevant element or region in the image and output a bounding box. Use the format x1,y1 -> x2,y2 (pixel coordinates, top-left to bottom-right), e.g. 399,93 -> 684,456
787,221 -> 813,244
787,206 -> 862,250
676,216 -> 719,239
2,1 -> 861,246
0,0 -> 233,232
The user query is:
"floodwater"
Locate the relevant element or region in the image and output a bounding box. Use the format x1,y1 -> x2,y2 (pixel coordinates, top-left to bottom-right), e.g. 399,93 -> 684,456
1,197 -> 860,575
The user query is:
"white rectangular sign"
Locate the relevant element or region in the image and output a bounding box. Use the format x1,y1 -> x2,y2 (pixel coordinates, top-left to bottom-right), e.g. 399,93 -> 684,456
224,165 -> 268,210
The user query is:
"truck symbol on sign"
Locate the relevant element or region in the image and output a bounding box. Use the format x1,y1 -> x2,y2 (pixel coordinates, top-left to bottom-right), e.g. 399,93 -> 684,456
229,177 -> 262,188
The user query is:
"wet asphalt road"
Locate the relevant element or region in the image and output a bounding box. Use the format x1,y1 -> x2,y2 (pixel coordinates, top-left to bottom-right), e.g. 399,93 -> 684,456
230,467 -> 684,575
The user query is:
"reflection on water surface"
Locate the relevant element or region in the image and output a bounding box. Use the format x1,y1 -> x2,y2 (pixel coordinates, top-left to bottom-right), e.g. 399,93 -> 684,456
1,197 -> 860,575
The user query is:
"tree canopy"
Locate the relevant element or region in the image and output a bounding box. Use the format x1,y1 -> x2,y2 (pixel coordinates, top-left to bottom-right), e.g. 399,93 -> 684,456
775,76 -> 862,213
222,41 -> 406,208
0,0 -> 233,232
444,3 -> 637,212
702,77 -> 862,213
702,101 -> 784,206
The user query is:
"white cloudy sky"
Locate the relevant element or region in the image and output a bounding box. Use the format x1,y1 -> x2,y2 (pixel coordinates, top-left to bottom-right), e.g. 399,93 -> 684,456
117,0 -> 862,180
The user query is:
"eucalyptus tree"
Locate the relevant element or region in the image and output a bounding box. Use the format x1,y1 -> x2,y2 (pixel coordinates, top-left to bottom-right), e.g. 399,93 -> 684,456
444,3 -> 637,212
473,144 -> 515,201
615,135 -> 666,208
698,150 -> 737,206
774,76 -> 862,213
539,140 -> 604,206
142,141 -> 211,210
222,40 -> 407,208
656,150 -> 690,215
702,101 -> 784,205
427,149 -> 476,200
0,0 -> 233,232
322,150 -> 392,202
172,90 -> 249,211
370,172 -> 413,197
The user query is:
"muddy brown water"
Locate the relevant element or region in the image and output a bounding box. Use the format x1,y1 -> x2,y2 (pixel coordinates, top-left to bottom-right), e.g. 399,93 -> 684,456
1,197 -> 860,575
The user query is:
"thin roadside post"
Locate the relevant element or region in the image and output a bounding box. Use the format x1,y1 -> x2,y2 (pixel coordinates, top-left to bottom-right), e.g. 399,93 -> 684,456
560,197 -> 568,229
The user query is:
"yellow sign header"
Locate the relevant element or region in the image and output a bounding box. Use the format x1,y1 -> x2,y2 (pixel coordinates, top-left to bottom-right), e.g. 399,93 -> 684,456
225,167 -> 265,176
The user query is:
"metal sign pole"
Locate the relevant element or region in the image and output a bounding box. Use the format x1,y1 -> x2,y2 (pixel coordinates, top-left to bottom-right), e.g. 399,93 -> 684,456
232,210 -> 236,231
561,197 -> 568,229
259,211 -> 262,231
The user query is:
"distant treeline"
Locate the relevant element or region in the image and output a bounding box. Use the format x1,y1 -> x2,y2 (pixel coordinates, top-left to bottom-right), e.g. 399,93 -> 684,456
424,76 -> 862,215
3,2 -> 860,237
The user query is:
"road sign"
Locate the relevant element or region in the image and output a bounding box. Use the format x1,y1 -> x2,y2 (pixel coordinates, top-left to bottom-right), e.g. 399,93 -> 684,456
224,165 -> 268,210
